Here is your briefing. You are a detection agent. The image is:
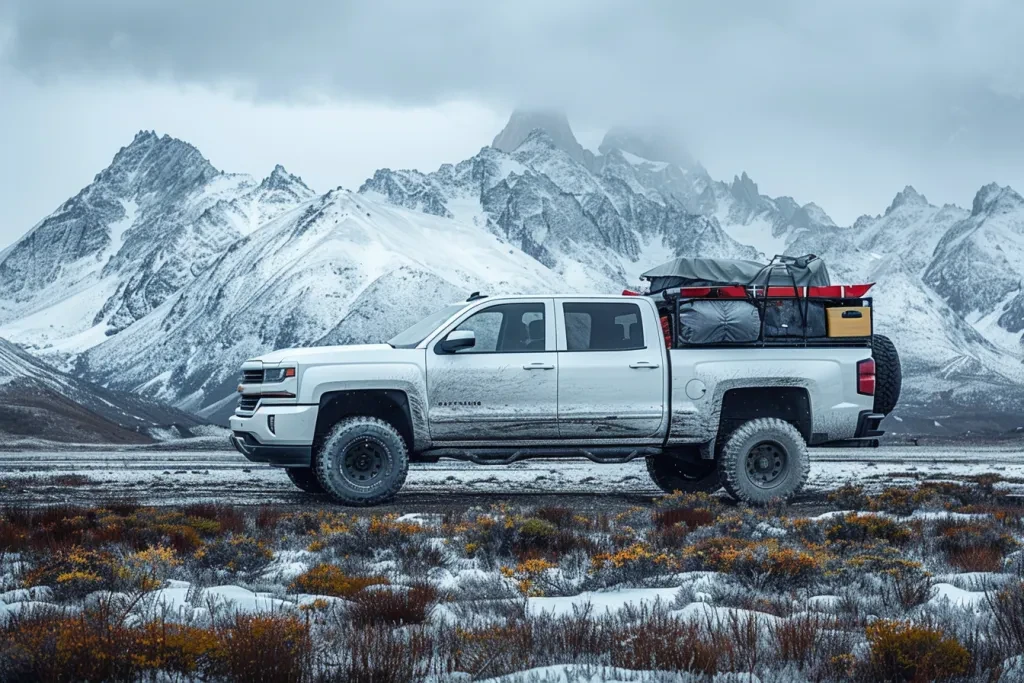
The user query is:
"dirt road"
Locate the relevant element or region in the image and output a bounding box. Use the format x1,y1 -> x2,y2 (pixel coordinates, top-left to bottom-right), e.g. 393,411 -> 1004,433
2,444 -> 1021,509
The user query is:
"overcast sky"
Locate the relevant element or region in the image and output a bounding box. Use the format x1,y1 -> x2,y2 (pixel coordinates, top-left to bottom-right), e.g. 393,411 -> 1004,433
2,0 -> 1024,249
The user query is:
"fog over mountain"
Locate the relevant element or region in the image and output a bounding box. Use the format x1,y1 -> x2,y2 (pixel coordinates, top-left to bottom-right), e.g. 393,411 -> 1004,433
0,110 -> 1022,435
3,1 -> 1024,247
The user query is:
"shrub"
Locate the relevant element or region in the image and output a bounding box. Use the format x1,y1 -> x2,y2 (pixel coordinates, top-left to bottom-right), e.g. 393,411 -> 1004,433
133,621 -> 220,676
255,506 -> 284,533
989,581 -> 1024,654
23,547 -> 132,600
871,487 -> 929,516
532,505 -> 576,529
863,619 -> 971,682
881,565 -> 935,610
323,625 -> 437,683
825,513 -> 913,547
182,503 -> 247,535
683,537 -> 823,589
589,543 -> 680,587
934,519 -> 1018,572
502,558 -> 559,596
0,601 -> 221,682
288,563 -> 388,598
208,613 -> 312,683
348,584 -> 437,626
192,535 -> 273,575
609,609 -> 722,674
652,492 -> 720,533
770,612 -> 834,670
827,483 -> 869,510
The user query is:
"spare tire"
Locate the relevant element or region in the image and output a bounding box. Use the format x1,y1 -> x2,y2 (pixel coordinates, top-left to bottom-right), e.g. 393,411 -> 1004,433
872,334 -> 902,415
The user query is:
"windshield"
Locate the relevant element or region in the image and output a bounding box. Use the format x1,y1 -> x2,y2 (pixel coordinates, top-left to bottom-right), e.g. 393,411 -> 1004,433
388,304 -> 467,348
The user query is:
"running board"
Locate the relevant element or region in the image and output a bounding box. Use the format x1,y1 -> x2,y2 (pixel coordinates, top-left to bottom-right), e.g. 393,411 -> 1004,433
416,446 -> 661,465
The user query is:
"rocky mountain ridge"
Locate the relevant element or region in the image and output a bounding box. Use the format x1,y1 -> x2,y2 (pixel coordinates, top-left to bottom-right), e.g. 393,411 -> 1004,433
0,111 -> 1022,433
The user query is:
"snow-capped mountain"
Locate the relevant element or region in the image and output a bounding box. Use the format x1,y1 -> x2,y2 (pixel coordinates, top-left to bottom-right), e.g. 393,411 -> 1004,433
0,336 -> 204,443
0,132 -> 314,356
1,111 -> 1023,434
77,189 -> 568,418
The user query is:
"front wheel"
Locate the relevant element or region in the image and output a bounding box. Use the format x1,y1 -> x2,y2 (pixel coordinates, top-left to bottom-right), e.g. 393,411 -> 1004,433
717,418 -> 809,504
314,416 -> 409,506
646,447 -> 721,494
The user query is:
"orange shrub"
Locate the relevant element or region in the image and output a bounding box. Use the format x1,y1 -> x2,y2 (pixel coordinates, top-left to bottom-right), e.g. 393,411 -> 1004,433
825,513 -> 913,547
864,620 -> 970,682
288,563 -> 388,598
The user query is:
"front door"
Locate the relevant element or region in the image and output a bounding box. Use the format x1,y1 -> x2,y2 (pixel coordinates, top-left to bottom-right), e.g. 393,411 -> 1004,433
556,300 -> 666,439
426,299 -> 558,441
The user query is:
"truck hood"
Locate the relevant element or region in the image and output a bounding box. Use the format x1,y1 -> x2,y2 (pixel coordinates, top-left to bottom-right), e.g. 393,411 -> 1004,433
252,344 -> 401,365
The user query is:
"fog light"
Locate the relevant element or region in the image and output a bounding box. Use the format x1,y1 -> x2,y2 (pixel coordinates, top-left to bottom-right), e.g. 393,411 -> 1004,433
267,414 -> 276,434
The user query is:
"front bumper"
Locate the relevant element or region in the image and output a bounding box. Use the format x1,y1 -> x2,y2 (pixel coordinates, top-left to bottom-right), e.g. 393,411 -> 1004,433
228,404 -> 317,467
229,432 -> 312,467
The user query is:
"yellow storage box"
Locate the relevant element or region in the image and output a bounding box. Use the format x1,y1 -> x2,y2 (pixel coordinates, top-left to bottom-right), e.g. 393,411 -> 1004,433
826,305 -> 871,337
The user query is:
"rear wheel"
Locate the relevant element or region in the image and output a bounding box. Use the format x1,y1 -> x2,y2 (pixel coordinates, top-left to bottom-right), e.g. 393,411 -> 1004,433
285,467 -> 325,494
717,418 -> 809,504
315,416 -> 409,506
646,447 -> 721,494
872,334 -> 902,415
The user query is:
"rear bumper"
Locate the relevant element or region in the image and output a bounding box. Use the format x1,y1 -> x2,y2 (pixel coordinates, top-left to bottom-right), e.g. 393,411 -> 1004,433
815,411 -> 885,448
230,432 -> 312,467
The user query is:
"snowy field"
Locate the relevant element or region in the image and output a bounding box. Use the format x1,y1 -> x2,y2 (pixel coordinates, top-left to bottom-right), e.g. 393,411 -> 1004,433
1,444 -> 1022,508
3,444 -> 1024,681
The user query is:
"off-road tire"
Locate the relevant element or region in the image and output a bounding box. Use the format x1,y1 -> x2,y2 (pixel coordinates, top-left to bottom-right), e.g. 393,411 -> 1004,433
717,418 -> 809,504
872,334 -> 902,415
314,416 -> 409,506
646,447 -> 721,493
285,467 -> 325,494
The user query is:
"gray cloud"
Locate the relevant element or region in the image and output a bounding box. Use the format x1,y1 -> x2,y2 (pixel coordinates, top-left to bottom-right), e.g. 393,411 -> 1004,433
2,0 -> 1024,232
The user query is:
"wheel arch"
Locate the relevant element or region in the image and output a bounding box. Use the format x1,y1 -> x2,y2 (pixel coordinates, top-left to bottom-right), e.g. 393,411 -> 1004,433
715,386 -> 813,447
314,389 -> 415,457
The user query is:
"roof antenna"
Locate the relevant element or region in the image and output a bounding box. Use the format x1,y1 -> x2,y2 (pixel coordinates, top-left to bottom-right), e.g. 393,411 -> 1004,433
466,291 -> 487,301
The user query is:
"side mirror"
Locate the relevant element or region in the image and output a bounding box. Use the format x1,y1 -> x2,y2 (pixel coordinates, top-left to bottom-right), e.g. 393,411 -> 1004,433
438,330 -> 476,353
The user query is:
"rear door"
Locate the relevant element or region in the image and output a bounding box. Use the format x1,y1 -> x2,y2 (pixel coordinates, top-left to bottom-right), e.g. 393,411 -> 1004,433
426,299 -> 558,441
555,299 -> 666,439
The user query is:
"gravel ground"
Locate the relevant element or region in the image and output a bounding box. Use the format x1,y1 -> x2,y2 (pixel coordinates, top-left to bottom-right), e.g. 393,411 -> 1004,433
1,444 -> 1022,511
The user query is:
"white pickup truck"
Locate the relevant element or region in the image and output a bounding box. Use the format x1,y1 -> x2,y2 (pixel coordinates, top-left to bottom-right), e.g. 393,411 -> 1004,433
229,292 -> 899,506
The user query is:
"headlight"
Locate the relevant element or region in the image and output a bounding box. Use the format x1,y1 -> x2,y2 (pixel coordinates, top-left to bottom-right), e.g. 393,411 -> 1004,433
263,367 -> 296,383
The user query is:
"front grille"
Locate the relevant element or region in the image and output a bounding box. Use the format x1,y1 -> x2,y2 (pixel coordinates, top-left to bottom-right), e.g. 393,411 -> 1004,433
241,369 -> 264,384
237,396 -> 259,413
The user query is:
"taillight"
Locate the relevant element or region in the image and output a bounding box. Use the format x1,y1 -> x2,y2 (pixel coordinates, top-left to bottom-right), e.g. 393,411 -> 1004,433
857,358 -> 876,395
660,316 -> 672,349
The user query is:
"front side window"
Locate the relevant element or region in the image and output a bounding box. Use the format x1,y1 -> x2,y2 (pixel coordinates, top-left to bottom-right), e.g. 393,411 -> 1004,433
451,303 -> 546,353
563,302 -> 645,351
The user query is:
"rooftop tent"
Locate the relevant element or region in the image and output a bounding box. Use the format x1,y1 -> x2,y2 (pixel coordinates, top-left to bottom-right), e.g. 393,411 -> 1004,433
641,255 -> 831,294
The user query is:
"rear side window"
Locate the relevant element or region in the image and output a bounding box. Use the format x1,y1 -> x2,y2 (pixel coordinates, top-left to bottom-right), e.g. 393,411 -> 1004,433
563,302 -> 645,351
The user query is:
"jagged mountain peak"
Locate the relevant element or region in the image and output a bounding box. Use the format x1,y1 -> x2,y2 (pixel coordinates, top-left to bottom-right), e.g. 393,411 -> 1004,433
101,130 -> 219,193
492,109 -> 592,168
886,185 -> 930,215
971,183 -> 1023,217
798,202 -> 836,228
730,172 -> 761,205
259,164 -> 313,194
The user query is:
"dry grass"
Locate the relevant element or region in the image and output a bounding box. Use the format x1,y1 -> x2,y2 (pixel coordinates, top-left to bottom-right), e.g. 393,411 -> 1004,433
2,479 -> 1023,682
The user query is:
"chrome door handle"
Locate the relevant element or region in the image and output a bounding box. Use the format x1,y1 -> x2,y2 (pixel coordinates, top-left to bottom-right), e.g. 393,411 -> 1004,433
629,361 -> 660,369
523,362 -> 555,370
